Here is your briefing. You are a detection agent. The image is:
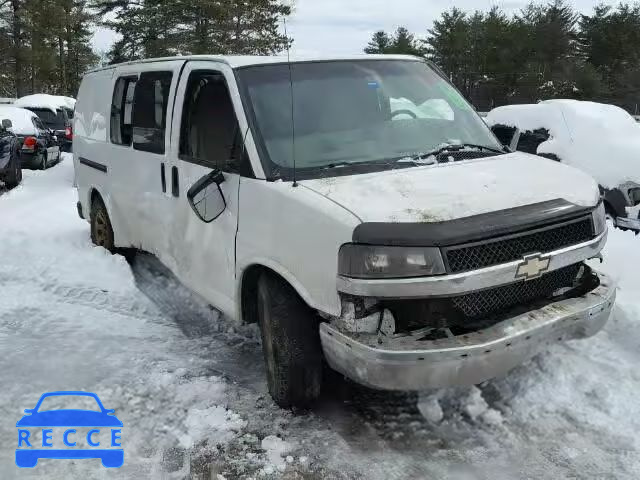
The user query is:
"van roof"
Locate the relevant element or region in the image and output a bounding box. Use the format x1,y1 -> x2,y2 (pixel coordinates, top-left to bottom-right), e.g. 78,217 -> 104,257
87,54 -> 423,73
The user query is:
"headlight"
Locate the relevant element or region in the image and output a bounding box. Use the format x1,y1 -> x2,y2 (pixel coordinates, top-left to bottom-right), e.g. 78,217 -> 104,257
592,202 -> 606,235
338,244 -> 446,279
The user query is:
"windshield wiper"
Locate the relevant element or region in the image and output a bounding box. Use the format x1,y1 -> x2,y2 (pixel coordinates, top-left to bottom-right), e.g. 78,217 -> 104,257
411,143 -> 506,161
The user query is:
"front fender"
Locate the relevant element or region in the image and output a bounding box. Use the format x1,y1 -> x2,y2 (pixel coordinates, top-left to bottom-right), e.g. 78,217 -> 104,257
236,258 -> 324,324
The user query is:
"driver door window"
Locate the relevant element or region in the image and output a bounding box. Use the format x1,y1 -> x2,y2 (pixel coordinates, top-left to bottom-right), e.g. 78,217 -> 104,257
179,72 -> 241,173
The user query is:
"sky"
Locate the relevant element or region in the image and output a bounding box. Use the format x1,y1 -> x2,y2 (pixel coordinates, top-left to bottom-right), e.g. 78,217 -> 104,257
91,0 -> 615,56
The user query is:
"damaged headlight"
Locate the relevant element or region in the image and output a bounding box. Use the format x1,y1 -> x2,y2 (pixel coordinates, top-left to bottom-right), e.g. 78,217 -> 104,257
592,202 -> 607,236
338,244 -> 446,279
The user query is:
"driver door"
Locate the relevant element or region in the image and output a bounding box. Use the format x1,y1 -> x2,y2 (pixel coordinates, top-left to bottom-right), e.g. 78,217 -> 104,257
166,62 -> 244,315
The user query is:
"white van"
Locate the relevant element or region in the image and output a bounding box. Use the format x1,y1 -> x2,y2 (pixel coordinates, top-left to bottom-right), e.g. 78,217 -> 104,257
74,55 -> 614,408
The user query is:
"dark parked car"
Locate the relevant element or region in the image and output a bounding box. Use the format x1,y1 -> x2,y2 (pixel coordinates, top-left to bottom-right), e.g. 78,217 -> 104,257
0,106 -> 60,170
0,118 -> 21,188
14,95 -> 74,153
22,106 -> 73,153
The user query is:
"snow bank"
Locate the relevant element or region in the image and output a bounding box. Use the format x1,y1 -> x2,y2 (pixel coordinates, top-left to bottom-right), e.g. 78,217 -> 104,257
486,99 -> 640,188
0,105 -> 37,135
14,93 -> 75,113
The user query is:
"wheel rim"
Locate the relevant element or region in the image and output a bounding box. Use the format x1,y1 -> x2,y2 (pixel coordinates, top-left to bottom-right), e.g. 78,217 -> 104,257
94,209 -> 109,247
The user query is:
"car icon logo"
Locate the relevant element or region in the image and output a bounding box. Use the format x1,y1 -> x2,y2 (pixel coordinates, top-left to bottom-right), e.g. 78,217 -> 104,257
16,391 -> 123,468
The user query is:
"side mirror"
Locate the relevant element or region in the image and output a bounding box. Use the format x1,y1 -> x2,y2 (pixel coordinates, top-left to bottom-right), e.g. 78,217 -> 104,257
2,119 -> 12,129
187,170 -> 226,223
104,409 -> 115,415
23,409 -> 33,414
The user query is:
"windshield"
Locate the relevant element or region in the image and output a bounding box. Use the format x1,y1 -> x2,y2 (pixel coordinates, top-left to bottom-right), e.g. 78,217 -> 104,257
29,108 -> 66,129
237,60 -> 500,180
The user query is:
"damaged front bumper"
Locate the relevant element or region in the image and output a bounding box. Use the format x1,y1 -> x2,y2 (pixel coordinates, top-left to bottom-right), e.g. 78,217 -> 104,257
320,272 -> 615,391
616,215 -> 640,231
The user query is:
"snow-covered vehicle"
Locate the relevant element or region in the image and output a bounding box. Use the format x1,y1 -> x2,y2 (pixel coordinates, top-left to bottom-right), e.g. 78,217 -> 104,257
487,100 -> 640,233
14,94 -> 75,153
0,117 -> 21,188
74,55 -> 614,409
0,106 -> 60,170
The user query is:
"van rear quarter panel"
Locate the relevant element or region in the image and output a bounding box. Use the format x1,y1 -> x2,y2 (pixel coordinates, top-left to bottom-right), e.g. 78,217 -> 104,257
74,70 -> 117,231
236,179 -> 359,319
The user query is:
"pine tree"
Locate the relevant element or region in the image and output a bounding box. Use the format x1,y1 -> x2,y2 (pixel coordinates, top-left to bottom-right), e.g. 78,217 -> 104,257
95,0 -> 292,60
364,30 -> 391,54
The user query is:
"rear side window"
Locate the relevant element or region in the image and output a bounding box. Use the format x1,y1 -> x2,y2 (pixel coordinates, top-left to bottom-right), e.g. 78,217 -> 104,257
110,76 -> 137,145
32,117 -> 46,132
132,71 -> 173,154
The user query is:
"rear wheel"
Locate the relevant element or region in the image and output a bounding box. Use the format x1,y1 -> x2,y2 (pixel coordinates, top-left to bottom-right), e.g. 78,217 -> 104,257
257,272 -> 323,409
4,153 -> 21,188
90,196 -> 115,252
40,152 -> 47,170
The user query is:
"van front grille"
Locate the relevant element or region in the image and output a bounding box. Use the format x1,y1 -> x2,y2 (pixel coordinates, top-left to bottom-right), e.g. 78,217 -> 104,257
444,217 -> 593,273
451,264 -> 582,319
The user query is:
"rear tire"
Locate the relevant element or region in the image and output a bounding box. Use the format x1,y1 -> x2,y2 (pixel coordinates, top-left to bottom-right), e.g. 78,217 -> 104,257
90,196 -> 115,252
257,272 -> 323,409
4,154 -> 21,188
40,152 -> 47,170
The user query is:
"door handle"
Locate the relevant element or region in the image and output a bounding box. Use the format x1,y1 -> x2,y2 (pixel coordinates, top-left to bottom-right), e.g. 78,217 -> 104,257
160,163 -> 166,193
171,166 -> 179,197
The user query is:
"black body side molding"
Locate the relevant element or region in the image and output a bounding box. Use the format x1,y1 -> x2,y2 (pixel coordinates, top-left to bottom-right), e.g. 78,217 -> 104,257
352,199 -> 596,247
79,157 -> 108,173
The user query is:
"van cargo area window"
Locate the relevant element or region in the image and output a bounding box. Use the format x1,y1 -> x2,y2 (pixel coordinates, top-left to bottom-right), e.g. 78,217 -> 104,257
132,71 -> 173,154
179,71 -> 242,173
110,76 -> 137,146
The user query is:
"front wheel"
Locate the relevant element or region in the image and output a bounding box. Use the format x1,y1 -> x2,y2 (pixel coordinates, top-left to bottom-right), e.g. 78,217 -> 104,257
257,272 -> 323,409
90,197 -> 115,252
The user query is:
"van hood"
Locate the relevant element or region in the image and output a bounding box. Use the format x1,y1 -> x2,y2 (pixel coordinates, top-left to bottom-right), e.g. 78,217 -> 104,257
300,152 -> 600,223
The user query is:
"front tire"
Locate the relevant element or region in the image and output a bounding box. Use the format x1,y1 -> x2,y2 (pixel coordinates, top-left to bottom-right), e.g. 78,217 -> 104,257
257,272 -> 323,409
90,197 -> 115,252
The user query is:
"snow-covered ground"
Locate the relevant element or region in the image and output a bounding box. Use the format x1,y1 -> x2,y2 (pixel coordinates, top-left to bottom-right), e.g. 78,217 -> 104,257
1,155 -> 640,479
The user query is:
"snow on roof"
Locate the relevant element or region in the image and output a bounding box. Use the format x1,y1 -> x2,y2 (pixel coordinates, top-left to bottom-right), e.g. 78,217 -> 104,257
486,99 -> 640,189
0,106 -> 37,135
88,54 -> 423,73
14,94 -> 75,114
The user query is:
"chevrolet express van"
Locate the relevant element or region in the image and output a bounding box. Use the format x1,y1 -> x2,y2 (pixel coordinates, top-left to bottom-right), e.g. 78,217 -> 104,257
74,55 -> 614,408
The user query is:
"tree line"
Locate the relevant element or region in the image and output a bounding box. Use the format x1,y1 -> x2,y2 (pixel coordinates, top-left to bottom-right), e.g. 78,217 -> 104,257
365,0 -> 640,113
0,0 -> 96,97
0,0 -> 290,98
2,0 -> 639,114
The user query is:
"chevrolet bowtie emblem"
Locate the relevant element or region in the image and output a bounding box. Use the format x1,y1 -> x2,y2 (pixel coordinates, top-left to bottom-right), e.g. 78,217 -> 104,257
515,253 -> 550,281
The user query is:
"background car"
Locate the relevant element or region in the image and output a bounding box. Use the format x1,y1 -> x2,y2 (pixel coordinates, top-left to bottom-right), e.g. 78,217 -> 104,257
14,94 -> 75,153
0,106 -> 60,170
486,100 -> 640,233
0,118 -> 21,188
